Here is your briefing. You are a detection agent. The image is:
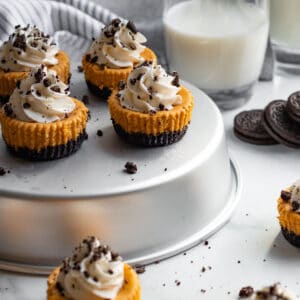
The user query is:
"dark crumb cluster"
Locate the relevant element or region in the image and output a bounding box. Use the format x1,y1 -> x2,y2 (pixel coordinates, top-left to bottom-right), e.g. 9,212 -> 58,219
124,161 -> 137,174
0,167 -> 7,176
134,264 -> 146,274
239,286 -> 254,298
96,130 -> 103,137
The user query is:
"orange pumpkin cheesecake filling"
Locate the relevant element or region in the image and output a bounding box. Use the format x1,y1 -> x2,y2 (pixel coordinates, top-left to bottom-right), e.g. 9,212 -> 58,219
277,182 -> 300,247
0,65 -> 88,161
47,237 -> 141,300
108,61 -> 194,146
82,19 -> 157,99
0,25 -> 70,104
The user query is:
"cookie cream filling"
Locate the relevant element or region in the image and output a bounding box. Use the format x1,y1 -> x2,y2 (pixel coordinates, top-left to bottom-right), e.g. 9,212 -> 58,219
88,18 -> 147,68
56,237 -> 124,300
0,24 -> 58,72
118,61 -> 182,113
8,65 -> 75,123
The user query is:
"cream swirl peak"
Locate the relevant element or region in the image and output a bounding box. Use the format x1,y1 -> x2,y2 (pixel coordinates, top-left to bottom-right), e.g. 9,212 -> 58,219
118,61 -> 182,113
0,24 -> 58,72
87,18 -> 147,68
8,65 -> 75,123
56,237 -> 124,300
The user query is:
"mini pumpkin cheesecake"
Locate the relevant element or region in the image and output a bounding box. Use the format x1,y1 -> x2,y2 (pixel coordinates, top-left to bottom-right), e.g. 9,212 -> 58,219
108,61 -> 194,146
0,65 -> 88,161
278,180 -> 300,247
82,18 -> 156,100
47,237 -> 140,300
0,24 -> 70,105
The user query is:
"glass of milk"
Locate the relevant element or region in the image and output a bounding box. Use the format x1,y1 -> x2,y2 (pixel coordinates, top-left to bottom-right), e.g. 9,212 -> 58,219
163,0 -> 269,109
270,0 -> 300,74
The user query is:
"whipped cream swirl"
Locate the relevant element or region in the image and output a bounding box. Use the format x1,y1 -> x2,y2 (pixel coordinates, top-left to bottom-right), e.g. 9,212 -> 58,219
56,237 -> 124,300
88,19 -> 147,68
118,61 -> 182,113
283,180 -> 300,213
8,65 -> 75,123
0,24 -> 58,72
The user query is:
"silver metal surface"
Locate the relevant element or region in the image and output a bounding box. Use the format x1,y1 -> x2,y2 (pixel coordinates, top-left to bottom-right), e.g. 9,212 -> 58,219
0,74 -> 241,275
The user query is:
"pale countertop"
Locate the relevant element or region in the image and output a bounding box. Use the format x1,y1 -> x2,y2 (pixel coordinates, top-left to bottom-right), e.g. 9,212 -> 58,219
1,74 -> 300,300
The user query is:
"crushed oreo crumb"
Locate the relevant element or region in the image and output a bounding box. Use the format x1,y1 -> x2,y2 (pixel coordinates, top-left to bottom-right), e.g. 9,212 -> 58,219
126,21 -> 137,34
91,56 -> 98,64
239,286 -> 254,298
135,265 -> 146,274
34,68 -> 44,83
130,78 -> 137,85
4,103 -> 13,117
112,18 -> 121,27
77,65 -> 83,72
281,190 -> 292,202
118,80 -> 126,90
292,201 -> 300,211
124,162 -> 137,174
13,34 -> 26,52
97,130 -> 103,137
86,54 -> 91,62
171,71 -> 180,87
50,86 -> 61,93
159,104 -> 165,111
43,78 -> 51,87
23,102 -> 31,109
0,167 -> 6,176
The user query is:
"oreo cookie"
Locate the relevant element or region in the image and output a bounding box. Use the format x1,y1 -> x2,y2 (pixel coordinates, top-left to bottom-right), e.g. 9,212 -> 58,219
234,110 -> 277,145
262,100 -> 300,148
287,91 -> 300,123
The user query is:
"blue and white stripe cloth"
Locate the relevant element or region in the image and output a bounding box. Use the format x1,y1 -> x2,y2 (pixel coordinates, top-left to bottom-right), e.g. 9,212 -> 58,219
0,0 -> 273,80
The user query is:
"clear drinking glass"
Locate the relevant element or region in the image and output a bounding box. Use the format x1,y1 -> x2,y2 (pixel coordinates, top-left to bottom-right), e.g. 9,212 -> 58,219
270,0 -> 300,74
163,0 -> 269,109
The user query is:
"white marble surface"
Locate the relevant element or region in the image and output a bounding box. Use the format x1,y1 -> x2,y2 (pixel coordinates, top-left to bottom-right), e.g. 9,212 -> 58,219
1,74 -> 300,299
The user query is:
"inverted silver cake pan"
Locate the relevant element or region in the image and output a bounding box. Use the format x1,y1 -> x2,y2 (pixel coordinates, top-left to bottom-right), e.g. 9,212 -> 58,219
0,79 -> 241,275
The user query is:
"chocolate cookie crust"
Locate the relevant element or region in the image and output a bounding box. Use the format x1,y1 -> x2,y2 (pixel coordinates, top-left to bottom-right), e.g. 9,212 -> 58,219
0,95 -> 9,106
112,120 -> 188,147
5,130 -> 88,161
86,80 -> 112,100
281,227 -> 300,248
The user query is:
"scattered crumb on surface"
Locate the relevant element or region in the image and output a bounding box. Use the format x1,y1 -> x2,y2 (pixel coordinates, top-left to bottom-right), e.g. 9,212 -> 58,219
124,162 -> 137,174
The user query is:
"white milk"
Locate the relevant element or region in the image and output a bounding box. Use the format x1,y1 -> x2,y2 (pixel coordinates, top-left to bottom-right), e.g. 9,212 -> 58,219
163,0 -> 269,91
270,0 -> 300,50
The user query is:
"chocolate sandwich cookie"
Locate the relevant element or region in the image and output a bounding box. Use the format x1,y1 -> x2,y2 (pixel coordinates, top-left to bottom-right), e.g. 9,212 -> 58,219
234,109 -> 277,145
262,100 -> 300,148
287,91 -> 300,123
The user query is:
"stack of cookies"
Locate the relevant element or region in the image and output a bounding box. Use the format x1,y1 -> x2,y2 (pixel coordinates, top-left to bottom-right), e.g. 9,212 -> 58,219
234,91 -> 300,148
